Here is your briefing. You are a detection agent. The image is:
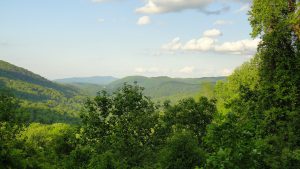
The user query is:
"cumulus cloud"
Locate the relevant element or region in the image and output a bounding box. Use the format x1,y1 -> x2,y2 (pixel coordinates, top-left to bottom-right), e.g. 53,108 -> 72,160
135,0 -> 252,14
215,39 -> 260,55
93,0 -> 251,15
162,29 -> 260,56
137,16 -> 151,25
203,29 -> 222,38
182,37 -> 216,51
213,20 -> 233,25
179,66 -> 195,74
136,0 -> 218,14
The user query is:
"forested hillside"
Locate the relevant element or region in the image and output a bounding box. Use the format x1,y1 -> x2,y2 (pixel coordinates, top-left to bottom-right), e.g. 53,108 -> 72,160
0,60 -> 85,124
1,0 -> 300,168
63,76 -> 225,102
107,76 -> 225,98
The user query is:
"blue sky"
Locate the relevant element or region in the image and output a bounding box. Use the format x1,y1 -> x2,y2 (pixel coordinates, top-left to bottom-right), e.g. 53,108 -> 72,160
0,0 -> 256,79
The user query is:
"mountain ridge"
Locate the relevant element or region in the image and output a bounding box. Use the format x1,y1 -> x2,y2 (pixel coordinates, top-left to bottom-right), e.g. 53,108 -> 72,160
0,60 -> 84,124
63,75 -> 226,102
55,76 -> 118,85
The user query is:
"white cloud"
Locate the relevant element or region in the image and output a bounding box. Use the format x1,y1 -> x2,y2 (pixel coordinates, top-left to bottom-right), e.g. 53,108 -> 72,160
213,20 -> 233,25
161,29 -> 260,56
92,0 -> 251,15
135,0 -> 252,14
137,16 -> 151,25
182,37 -> 216,51
220,68 -> 233,76
135,67 -> 146,73
203,29 -> 222,38
162,37 -> 182,50
215,39 -> 260,55
136,0 -> 216,14
162,29 -> 218,52
179,66 -> 195,74
235,3 -> 251,13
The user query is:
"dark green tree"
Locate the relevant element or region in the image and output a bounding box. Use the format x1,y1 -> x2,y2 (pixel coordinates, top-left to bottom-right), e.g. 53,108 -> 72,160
249,0 -> 300,167
80,83 -> 158,168
163,97 -> 216,144
205,1 -> 300,168
158,131 -> 205,169
0,89 -> 19,122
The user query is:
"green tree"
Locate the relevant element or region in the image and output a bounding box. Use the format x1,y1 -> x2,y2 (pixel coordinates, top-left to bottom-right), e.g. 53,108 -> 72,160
0,90 -> 28,168
18,123 -> 77,168
80,83 -> 158,168
206,1 -> 300,168
249,0 -> 300,167
158,131 -> 205,169
0,89 -> 19,122
0,122 -> 28,169
163,97 -> 216,143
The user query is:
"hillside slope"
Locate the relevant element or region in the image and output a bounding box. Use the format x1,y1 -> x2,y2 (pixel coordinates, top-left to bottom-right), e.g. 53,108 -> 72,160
68,76 -> 226,103
0,60 -> 84,124
107,76 -> 226,102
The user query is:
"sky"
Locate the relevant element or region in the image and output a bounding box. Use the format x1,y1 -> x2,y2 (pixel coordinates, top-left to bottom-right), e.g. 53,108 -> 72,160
0,0 -> 256,80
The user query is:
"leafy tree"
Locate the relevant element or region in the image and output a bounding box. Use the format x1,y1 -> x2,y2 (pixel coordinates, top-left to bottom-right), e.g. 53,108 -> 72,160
205,1 -> 300,168
80,83 -> 158,168
214,56 -> 260,114
163,97 -> 216,143
249,0 -> 300,167
0,90 -> 30,168
18,123 -> 77,168
0,89 -> 19,122
88,151 -> 128,169
65,145 -> 94,169
158,131 -> 205,169
0,122 -> 28,169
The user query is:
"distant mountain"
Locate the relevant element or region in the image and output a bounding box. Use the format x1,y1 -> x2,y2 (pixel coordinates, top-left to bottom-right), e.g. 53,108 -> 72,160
0,60 -> 84,124
55,76 -> 118,85
67,82 -> 106,96
107,76 -> 226,102
70,75 -> 226,102
0,60 -> 226,124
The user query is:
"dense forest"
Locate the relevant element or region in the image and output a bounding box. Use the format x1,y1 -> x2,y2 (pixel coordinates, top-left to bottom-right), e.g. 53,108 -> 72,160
57,76 -> 225,102
0,60 -> 85,124
1,0 -> 300,168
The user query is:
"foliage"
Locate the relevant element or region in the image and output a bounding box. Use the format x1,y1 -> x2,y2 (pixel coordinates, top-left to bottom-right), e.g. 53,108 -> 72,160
0,89 -> 19,122
214,56 -> 260,114
1,1 -> 300,168
71,76 -> 226,103
0,60 -> 85,124
205,1 -> 300,169
158,131 -> 205,169
163,97 -> 216,143
80,84 -> 158,168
